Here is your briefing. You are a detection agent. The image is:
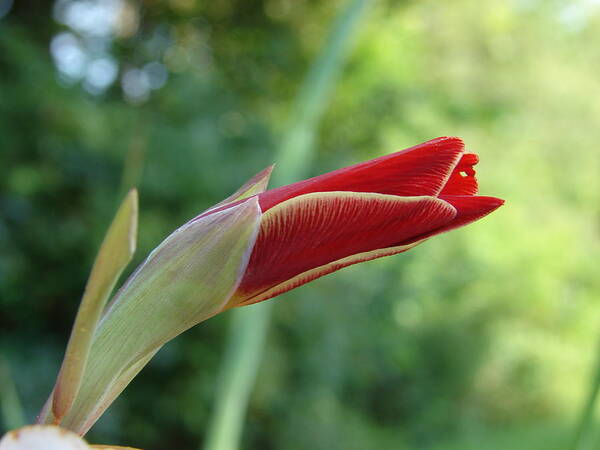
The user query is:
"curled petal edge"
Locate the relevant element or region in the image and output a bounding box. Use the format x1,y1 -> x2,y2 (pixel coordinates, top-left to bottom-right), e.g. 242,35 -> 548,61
230,191 -> 460,306
232,240 -> 424,307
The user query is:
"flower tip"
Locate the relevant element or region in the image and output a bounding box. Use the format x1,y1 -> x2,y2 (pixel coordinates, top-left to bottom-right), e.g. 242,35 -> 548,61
444,194 -> 505,216
479,195 -> 505,209
432,136 -> 465,151
429,194 -> 504,234
476,195 -> 505,218
490,196 -> 506,210
257,164 -> 275,179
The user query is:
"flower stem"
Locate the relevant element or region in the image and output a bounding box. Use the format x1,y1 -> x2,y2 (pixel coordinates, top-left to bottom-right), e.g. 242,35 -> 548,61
202,1 -> 371,448
570,340 -> 600,450
203,304 -> 273,450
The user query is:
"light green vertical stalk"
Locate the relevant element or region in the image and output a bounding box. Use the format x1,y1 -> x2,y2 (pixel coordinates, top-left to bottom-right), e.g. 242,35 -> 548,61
570,340 -> 600,450
203,1 -> 371,449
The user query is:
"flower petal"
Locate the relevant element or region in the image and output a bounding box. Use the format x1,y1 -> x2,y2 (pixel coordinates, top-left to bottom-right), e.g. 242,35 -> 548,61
235,241 -> 423,306
230,192 -> 456,305
258,137 -> 465,211
439,153 -> 479,195
397,195 -> 505,244
436,195 -> 504,233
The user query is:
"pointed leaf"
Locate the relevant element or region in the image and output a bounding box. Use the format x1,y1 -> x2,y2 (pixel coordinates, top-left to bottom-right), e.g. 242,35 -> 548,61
58,197 -> 262,434
52,189 -> 138,422
209,165 -> 273,210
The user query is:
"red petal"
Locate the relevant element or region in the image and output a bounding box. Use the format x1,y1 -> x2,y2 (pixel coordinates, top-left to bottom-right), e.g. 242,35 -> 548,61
236,241 -> 422,307
258,137 -> 465,211
439,153 -> 479,195
397,195 -> 504,244
231,192 -> 456,305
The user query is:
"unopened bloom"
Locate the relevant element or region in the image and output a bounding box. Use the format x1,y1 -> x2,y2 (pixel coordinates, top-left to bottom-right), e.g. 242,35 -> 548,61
46,136 -> 503,434
223,136 -> 504,306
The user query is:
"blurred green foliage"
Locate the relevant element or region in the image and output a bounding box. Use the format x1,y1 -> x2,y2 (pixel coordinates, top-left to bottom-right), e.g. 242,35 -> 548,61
1,0 -> 600,449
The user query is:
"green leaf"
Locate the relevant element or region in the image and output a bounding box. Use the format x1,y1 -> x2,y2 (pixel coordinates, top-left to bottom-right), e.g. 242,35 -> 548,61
52,189 -> 138,423
57,197 -> 262,435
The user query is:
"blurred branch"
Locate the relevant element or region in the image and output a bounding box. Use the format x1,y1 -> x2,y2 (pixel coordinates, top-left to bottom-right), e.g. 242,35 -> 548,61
0,355 -> 26,430
202,1 -> 372,449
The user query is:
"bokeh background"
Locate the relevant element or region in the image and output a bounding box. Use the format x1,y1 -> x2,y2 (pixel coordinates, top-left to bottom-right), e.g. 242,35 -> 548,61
1,0 -> 600,449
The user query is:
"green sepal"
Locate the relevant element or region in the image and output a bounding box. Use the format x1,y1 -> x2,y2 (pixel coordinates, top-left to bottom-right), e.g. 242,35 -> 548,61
57,197 -> 262,434
208,165 -> 273,211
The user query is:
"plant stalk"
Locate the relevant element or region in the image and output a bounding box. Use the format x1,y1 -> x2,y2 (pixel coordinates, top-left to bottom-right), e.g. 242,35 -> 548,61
570,340 -> 600,450
202,1 -> 371,449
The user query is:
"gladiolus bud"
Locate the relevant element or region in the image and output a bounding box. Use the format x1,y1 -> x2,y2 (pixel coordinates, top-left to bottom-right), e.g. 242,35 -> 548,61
225,136 -> 504,307
42,136 -> 503,434
45,197 -> 262,433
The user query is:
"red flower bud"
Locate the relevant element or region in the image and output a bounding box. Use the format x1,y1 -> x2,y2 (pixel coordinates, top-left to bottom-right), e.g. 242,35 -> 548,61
218,136 -> 503,307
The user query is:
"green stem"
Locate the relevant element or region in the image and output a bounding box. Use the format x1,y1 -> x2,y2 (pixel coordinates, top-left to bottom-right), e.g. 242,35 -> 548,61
203,304 -> 272,450
570,340 -> 600,450
202,1 -> 371,449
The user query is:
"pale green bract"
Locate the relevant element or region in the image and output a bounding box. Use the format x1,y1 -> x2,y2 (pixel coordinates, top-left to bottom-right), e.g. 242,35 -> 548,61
53,189 -> 138,423
47,197 -> 262,434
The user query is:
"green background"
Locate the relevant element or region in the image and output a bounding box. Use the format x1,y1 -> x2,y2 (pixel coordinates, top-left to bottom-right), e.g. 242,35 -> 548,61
1,0 -> 599,448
